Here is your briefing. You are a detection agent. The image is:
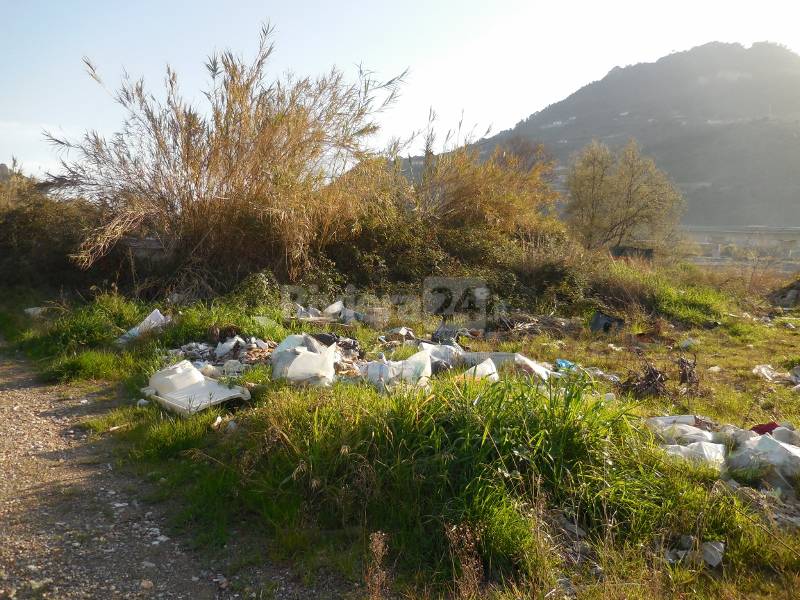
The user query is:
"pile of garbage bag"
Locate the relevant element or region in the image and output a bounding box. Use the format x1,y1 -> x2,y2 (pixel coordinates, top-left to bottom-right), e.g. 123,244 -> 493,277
648,414 -> 800,495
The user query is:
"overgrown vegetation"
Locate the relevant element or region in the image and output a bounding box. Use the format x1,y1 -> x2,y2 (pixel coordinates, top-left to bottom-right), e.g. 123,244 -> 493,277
2,24 -> 799,599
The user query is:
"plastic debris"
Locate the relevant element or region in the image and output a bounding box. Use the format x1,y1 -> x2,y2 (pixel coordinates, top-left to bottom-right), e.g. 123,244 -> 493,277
360,350 -> 432,391
418,341 -> 463,362
23,307 -> 46,318
708,365 -> 722,373
116,309 -> 171,345
751,422 -> 780,435
664,442 -> 726,467
752,364 -> 793,383
215,336 -> 246,359
270,334 -> 336,386
701,541 -> 725,568
458,358 -> 500,382
142,360 -> 250,417
555,358 -> 577,372
589,312 -> 624,334
136,399 -> 149,407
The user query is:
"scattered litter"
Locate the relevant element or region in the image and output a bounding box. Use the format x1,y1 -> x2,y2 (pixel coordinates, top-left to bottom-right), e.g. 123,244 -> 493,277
608,343 -> 624,352
271,334 -> 337,386
701,541 -> 725,568
651,414 -> 800,495
590,312 -> 625,334
555,358 -> 577,372
116,309 -> 171,345
751,422 -> 780,436
136,399 -> 149,408
664,442 -> 726,467
141,360 -> 251,417
360,350 -> 432,391
215,336 -> 246,359
458,358 -> 500,383
708,366 -> 722,373
23,307 -> 46,318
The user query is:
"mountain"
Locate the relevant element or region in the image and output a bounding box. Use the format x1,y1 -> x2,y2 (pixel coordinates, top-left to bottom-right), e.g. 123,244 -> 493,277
485,42 -> 800,226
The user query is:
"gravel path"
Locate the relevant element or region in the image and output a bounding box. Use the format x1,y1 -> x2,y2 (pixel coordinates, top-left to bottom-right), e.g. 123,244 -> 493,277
0,349 -> 348,599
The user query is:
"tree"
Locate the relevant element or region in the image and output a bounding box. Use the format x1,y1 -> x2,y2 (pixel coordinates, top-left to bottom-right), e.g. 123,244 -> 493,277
46,24 -> 405,288
565,140 -> 684,250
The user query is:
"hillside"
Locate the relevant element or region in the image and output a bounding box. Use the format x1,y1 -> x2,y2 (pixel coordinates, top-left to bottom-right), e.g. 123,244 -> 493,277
486,42 -> 800,226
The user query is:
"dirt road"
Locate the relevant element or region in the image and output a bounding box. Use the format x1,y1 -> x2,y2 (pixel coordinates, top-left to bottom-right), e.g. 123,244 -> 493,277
0,349 -> 342,599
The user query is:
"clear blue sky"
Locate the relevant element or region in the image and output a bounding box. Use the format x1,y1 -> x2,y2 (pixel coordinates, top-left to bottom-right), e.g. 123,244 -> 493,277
3,0 -> 799,175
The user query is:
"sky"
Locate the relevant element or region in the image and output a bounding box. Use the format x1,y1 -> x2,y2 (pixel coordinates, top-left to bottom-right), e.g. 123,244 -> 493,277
3,0 -> 800,176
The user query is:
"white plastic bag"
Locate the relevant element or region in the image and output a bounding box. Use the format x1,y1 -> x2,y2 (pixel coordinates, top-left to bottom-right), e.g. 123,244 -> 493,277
460,358 -> 500,382
116,309 -> 170,345
664,442 -> 726,467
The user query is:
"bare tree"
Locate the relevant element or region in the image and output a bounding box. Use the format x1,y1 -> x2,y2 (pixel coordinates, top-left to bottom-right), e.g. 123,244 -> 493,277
565,140 -> 684,250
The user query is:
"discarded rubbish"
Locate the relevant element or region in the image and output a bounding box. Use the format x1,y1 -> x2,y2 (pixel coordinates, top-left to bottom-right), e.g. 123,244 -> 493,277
116,309 -> 171,345
215,336 -> 246,359
651,414 -> 800,493
751,422 -> 780,435
590,312 -> 624,334
23,307 -> 46,318
708,365 -> 722,374
383,327 -> 416,342
360,349 -> 432,391
664,442 -> 726,467
142,360 -> 251,417
751,364 -> 800,385
458,358 -> 500,382
419,341 -> 465,366
270,334 -> 337,386
136,399 -> 149,407
701,541 -> 725,568
555,358 -> 577,372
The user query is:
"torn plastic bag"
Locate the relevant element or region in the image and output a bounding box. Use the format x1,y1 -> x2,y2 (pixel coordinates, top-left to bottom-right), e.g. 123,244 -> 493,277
24,307 -> 46,318
712,424 -> 758,446
772,427 -> 800,446
752,364 -> 791,383
322,300 -> 344,317
459,358 -> 500,382
654,424 -> 714,445
418,342 -> 465,367
513,354 -> 555,381
646,415 -> 714,431
215,336 -> 247,359
142,360 -> 250,417
726,435 -> 800,489
271,334 -> 335,385
116,309 -> 171,345
284,345 -> 337,386
664,441 -> 726,467
360,350 -> 432,391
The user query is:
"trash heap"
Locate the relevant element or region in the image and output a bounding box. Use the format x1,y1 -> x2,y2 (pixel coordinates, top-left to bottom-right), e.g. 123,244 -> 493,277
752,364 -> 800,392
141,319 -> 622,416
648,415 -> 800,498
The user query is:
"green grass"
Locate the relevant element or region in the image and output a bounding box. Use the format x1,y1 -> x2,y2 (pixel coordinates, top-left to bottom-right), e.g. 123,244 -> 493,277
3,285 -> 800,597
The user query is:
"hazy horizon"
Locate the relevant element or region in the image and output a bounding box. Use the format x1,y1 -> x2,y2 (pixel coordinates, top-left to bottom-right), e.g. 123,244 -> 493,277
3,0 -> 800,176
